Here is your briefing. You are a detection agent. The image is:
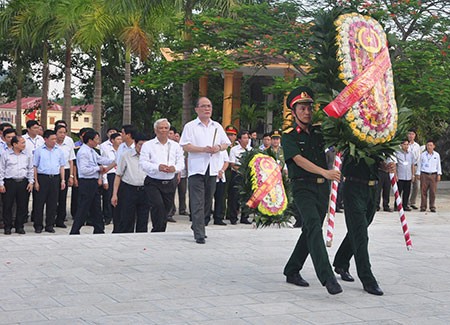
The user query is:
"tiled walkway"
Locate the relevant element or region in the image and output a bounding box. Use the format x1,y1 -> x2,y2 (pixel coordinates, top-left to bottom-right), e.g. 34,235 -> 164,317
1,183 -> 449,324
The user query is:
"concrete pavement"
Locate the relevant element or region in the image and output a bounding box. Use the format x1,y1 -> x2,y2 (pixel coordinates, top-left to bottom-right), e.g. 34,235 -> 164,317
0,183 -> 449,324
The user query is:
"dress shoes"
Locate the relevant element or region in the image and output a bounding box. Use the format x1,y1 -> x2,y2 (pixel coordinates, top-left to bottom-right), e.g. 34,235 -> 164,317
420,208 -> 426,212
45,227 -> 55,233
55,223 -> 67,228
15,228 -> 25,234
195,238 -> 206,244
286,273 -> 309,287
404,206 -> 412,211
334,267 -> 355,282
179,211 -> 189,216
363,282 -> 384,296
240,218 -> 252,224
430,208 -> 436,212
213,220 -> 227,226
325,276 -> 343,295
383,207 -> 393,212
167,216 -> 177,223
35,228 -> 43,234
411,205 -> 418,210
4,229 -> 12,235
230,220 -> 237,225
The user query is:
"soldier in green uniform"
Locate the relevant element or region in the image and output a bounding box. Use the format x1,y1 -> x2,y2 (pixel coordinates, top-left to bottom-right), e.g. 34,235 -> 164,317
265,130 -> 285,170
332,156 -> 394,296
282,86 -> 343,295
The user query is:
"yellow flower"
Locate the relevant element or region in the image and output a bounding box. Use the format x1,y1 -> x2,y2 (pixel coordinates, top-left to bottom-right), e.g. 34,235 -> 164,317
358,133 -> 367,141
353,129 -> 361,138
366,135 -> 375,144
349,121 -> 357,129
338,73 -> 345,80
346,111 -> 355,121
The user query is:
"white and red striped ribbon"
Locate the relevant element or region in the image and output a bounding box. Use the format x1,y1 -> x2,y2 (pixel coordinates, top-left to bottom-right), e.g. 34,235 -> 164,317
389,172 -> 413,250
326,152 -> 342,247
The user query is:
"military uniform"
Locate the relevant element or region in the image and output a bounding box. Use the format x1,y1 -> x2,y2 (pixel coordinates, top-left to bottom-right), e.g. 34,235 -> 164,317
282,124 -> 334,285
333,156 -> 383,293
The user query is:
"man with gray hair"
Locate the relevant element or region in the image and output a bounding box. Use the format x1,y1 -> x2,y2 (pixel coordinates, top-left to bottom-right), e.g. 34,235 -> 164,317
140,118 -> 185,232
179,98 -> 231,244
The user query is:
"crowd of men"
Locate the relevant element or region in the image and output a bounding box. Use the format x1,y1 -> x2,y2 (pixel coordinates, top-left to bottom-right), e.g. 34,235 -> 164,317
0,92 -> 445,299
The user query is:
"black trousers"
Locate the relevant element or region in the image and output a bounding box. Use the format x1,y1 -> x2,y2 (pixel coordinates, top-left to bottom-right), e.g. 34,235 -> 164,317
71,183 -> 78,219
2,179 -> 29,230
144,176 -> 177,232
212,179 -> 226,223
376,170 -> 391,209
102,173 -> 115,223
227,171 -> 248,223
70,178 -> 104,234
33,174 -> 60,231
177,177 -> 188,214
397,179 -> 412,209
118,182 -> 150,233
55,169 -> 70,225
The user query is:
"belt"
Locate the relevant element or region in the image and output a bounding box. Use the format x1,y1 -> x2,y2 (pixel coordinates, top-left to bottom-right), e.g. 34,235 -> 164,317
346,176 -> 378,186
124,182 -> 145,191
294,177 -> 326,184
421,172 -> 437,175
5,178 -> 26,182
148,177 -> 174,185
37,174 -> 59,178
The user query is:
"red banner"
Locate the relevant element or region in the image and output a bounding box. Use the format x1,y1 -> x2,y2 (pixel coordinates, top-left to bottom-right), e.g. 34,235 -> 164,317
246,167 -> 279,209
324,47 -> 391,118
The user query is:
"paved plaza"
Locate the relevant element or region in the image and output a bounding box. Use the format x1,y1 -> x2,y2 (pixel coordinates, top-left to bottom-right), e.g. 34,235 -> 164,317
1,183 -> 450,324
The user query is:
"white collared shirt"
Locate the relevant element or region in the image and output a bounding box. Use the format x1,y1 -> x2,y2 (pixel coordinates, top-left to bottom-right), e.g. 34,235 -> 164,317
139,138 -> 185,180
395,149 -> 415,180
56,141 -> 75,169
116,141 -> 135,165
420,151 -> 442,175
23,133 -> 44,157
179,118 -> 231,177
117,149 -> 146,186
0,149 -> 34,186
229,143 -> 248,166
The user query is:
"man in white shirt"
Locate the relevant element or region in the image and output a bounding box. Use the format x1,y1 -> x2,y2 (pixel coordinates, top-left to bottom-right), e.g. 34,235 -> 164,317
420,139 -> 442,212
227,130 -> 252,225
112,134 -> 149,233
179,97 -> 231,244
101,132 -> 122,225
23,120 -> 45,157
140,119 -> 184,232
407,129 -> 422,209
394,140 -> 415,212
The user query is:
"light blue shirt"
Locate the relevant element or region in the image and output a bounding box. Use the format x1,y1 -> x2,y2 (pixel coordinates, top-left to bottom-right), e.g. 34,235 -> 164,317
33,145 -> 65,175
76,144 -> 114,179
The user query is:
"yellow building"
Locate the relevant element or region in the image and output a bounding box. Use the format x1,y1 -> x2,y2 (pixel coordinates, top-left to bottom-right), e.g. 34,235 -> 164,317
0,97 -> 93,133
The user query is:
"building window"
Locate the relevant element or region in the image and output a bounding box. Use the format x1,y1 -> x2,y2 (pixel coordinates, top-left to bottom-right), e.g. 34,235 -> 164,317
84,117 -> 89,123
49,117 -> 55,124
73,116 -> 79,122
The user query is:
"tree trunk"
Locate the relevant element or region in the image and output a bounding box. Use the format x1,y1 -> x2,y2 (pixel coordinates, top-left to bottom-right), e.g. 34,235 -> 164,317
93,48 -> 102,132
182,0 -> 194,126
15,70 -> 23,134
63,39 -> 72,132
41,42 -> 50,130
122,47 -> 131,125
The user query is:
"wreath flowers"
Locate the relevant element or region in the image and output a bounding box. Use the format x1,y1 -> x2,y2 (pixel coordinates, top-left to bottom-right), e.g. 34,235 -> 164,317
335,13 -> 397,145
239,150 -> 293,228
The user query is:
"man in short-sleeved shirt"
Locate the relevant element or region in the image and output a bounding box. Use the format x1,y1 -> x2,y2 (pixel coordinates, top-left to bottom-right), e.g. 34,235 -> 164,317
179,97 -> 230,244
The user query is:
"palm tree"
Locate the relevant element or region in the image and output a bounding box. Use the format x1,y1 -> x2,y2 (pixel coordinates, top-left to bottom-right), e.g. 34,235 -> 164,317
53,0 -> 85,132
0,0 -> 34,133
74,0 -> 114,131
12,0 -> 59,130
170,0 -> 252,126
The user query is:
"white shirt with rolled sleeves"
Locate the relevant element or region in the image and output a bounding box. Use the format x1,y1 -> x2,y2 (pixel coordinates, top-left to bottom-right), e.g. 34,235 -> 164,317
139,138 -> 185,180
100,142 -> 117,184
179,118 -> 231,177
56,142 -> 76,169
